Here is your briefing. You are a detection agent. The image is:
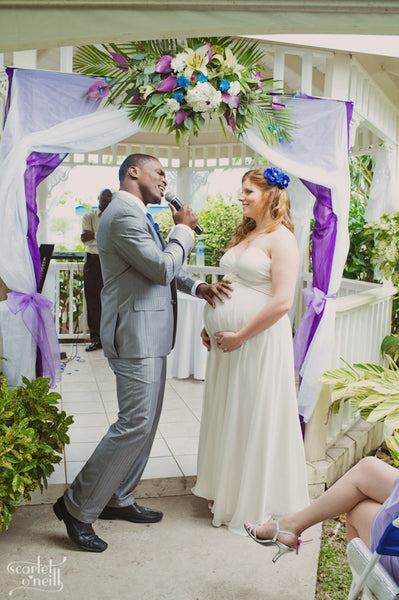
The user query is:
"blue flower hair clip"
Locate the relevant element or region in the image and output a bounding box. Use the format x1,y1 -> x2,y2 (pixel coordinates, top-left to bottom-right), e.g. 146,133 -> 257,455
264,167 -> 290,190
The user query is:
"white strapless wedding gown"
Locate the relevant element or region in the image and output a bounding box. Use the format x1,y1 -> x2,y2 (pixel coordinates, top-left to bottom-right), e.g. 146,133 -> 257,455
192,246 -> 309,534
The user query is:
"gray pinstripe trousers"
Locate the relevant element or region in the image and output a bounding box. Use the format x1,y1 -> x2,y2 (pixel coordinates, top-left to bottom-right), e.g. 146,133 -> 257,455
64,356 -> 166,523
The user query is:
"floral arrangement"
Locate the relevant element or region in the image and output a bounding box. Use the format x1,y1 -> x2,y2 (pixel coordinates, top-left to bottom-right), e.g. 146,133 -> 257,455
74,37 -> 296,145
264,167 -> 290,189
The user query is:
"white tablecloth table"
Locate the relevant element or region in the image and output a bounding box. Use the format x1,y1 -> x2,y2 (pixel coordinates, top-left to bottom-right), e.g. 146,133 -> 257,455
166,292 -> 208,380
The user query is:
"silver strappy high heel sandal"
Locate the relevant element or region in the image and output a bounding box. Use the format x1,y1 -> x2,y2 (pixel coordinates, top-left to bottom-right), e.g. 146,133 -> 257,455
244,518 -> 303,563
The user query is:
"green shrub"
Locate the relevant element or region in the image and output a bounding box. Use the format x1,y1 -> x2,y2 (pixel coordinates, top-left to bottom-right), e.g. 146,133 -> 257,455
366,213 -> 399,287
197,194 -> 242,266
0,370 -> 73,530
153,195 -> 242,267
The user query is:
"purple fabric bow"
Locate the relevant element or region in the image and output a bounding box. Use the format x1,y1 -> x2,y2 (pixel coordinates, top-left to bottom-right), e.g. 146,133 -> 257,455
6,291 -> 61,386
293,287 -> 336,370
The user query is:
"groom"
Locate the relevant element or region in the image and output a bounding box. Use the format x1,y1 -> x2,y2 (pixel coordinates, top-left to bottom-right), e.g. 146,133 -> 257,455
54,153 -> 231,551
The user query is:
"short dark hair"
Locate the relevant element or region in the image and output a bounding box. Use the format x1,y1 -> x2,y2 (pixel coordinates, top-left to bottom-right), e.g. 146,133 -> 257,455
118,153 -> 158,185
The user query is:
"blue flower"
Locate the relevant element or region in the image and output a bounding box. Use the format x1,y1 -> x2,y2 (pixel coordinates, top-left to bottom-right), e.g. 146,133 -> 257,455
264,167 -> 290,189
172,91 -> 184,103
176,74 -> 190,88
219,78 -> 230,91
197,72 -> 208,83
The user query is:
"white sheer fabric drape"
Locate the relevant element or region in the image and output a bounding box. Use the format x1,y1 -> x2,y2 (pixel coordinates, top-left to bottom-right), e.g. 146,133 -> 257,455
243,96 -> 351,421
365,145 -> 399,223
0,106 -> 141,384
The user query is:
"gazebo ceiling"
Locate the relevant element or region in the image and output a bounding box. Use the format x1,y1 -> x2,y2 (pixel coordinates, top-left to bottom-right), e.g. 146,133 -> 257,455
1,0 -> 399,53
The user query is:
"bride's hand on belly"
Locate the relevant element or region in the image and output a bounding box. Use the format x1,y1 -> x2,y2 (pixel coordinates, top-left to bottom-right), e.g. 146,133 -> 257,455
200,327 -> 211,351
214,330 -> 243,353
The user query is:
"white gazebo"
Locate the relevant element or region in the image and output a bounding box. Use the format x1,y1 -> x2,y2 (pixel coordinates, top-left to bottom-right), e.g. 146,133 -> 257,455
1,5 -> 398,481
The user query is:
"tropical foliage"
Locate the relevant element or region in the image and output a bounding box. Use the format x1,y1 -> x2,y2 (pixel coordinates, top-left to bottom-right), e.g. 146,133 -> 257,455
74,37 -> 296,145
320,360 -> 399,465
0,368 -> 72,530
197,194 -> 242,266
366,212 -> 399,287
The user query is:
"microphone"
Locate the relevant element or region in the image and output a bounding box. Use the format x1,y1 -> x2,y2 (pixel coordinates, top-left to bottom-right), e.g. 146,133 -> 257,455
165,192 -> 203,235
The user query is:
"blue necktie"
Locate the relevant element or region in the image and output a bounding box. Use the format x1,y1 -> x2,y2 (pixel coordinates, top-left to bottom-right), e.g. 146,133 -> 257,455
146,212 -> 163,241
146,212 -> 177,345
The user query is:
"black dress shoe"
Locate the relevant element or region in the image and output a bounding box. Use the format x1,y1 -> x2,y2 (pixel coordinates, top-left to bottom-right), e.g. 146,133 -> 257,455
53,497 -> 108,552
85,341 -> 102,352
98,503 -> 163,524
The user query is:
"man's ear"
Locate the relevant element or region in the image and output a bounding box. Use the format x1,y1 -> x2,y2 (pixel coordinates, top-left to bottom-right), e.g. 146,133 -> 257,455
128,166 -> 139,180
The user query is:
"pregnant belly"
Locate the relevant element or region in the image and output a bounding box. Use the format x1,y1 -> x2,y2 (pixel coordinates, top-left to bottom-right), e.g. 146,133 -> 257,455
204,283 -> 270,336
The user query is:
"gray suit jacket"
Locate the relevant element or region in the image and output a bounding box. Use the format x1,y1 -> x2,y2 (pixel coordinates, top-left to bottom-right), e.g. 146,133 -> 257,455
97,192 -> 198,359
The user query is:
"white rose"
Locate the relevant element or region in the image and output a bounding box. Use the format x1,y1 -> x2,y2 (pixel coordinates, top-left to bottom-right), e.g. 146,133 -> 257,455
171,53 -> 187,73
228,81 -> 241,96
166,98 -> 180,112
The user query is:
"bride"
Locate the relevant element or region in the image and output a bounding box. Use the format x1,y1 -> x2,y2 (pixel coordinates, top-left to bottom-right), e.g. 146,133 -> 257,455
192,167 -> 309,534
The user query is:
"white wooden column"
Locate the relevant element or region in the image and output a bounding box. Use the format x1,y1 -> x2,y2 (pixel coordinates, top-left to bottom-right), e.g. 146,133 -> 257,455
12,50 -> 37,69
324,54 -> 351,100
60,47 -> 73,73
175,167 -> 191,205
273,48 -> 285,88
301,52 -> 313,95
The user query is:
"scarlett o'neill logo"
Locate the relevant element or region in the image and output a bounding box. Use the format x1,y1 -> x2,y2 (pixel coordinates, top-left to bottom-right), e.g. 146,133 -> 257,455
7,556 -> 66,595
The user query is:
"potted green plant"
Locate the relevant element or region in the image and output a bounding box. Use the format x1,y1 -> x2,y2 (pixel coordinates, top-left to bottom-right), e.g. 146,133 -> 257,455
0,364 -> 73,530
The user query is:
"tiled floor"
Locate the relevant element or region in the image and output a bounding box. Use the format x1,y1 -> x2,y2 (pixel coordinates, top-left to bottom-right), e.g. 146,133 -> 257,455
50,343 -> 204,486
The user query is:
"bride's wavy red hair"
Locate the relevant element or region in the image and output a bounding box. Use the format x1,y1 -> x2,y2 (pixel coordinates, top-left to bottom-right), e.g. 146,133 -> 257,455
228,168 -> 294,248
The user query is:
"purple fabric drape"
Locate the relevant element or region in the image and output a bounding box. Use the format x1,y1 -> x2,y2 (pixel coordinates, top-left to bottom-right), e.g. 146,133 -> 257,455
3,68 -> 102,386
4,67 -> 15,125
293,183 -> 337,370
6,291 -> 61,385
24,152 -> 67,379
24,152 -> 67,287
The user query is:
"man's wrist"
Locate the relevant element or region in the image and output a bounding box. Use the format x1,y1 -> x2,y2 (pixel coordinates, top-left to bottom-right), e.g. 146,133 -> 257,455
192,280 -> 206,296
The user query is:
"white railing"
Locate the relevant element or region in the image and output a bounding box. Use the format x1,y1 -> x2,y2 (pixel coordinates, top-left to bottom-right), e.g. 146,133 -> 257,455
52,259 -> 395,458
53,261 -> 88,341
326,283 -> 394,447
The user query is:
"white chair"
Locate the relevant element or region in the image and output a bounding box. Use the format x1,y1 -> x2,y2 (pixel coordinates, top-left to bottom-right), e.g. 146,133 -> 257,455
347,537 -> 399,600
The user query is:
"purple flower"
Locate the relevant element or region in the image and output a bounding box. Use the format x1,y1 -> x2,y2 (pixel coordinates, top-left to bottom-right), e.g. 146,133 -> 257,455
222,92 -> 239,109
87,80 -> 110,99
176,75 -> 190,89
197,72 -> 208,83
156,55 -> 173,74
175,109 -> 190,126
110,52 -> 129,72
130,93 -> 145,105
223,108 -> 237,132
219,78 -> 230,92
255,71 -> 263,89
156,76 -> 177,92
272,95 -> 285,110
207,43 -> 213,62
172,91 -> 184,103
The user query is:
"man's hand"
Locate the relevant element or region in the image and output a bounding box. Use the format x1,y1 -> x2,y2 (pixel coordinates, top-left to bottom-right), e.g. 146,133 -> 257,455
196,280 -> 233,308
200,327 -> 211,351
81,230 -> 95,244
168,202 -> 199,232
